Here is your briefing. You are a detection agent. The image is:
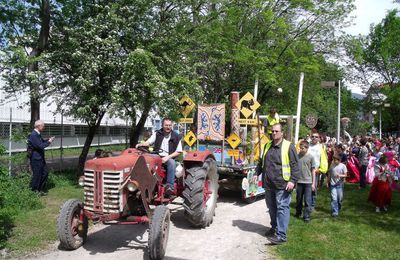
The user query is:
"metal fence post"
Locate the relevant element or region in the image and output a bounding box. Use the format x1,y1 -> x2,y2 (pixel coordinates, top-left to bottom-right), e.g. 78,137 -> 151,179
8,107 -> 12,176
60,110 -> 64,171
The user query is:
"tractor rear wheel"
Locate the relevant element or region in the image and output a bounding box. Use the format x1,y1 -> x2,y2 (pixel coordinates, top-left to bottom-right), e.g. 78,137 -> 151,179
57,199 -> 88,250
148,205 -> 170,260
182,158 -> 219,228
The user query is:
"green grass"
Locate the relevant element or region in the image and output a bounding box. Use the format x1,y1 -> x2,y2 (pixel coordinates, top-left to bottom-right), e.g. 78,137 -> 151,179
4,170 -> 83,258
274,183 -> 400,259
4,171 -> 400,259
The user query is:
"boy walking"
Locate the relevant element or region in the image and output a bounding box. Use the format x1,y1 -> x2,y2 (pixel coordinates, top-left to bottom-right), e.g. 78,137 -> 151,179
296,140 -> 316,223
327,155 -> 348,218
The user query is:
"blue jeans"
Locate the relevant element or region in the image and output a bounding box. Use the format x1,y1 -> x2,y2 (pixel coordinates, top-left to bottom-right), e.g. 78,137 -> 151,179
164,158 -> 176,189
264,189 -> 292,241
311,173 -> 319,209
330,183 -> 344,216
296,183 -> 312,221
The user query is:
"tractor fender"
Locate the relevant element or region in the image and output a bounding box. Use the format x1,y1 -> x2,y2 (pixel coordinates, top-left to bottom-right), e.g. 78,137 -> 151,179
183,150 -> 215,163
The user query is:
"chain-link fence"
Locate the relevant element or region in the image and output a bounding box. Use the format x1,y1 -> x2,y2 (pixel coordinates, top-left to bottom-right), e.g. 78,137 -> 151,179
0,122 -> 130,152
0,108 -> 132,174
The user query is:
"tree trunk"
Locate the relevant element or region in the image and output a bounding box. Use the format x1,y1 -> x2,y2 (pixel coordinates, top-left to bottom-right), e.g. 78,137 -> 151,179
77,114 -> 104,176
29,0 -> 50,128
29,77 -> 41,128
129,107 -> 151,147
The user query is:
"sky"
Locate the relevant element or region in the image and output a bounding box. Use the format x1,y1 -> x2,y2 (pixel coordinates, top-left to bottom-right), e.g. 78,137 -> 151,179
346,0 -> 398,36
344,0 -> 398,94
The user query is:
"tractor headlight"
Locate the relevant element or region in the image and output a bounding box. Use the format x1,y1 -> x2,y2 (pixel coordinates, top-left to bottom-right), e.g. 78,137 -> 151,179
78,176 -> 85,186
127,180 -> 139,192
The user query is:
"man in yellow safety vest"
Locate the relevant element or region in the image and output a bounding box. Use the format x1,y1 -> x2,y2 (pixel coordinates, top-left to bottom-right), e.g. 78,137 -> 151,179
255,123 -> 300,245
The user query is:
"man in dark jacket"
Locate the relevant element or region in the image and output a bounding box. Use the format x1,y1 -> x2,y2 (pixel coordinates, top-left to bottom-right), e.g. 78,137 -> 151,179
28,120 -> 55,193
255,123 -> 300,245
136,118 -> 182,195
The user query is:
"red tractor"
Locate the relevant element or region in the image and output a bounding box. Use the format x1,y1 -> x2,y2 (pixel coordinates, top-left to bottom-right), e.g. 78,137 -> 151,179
57,147 -> 218,260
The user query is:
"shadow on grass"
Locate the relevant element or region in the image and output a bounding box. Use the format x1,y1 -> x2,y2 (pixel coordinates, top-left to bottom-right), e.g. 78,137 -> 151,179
340,183 -> 400,232
47,169 -> 79,190
291,183 -> 400,232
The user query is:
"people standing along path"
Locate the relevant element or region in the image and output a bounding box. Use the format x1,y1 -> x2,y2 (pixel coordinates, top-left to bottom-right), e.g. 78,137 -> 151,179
308,131 -> 328,210
295,140 -> 316,223
358,137 -> 369,189
368,156 -> 393,212
327,155 -> 347,218
28,120 -> 55,194
256,123 -> 300,245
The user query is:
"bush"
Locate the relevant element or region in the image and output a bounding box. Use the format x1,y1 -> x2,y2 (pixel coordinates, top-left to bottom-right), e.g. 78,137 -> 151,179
0,166 -> 42,249
0,172 -> 42,211
47,169 -> 78,188
0,168 -> 11,249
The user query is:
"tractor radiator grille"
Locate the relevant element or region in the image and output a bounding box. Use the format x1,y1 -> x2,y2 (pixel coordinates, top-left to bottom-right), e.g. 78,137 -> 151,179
103,171 -> 123,213
83,170 -> 95,211
83,169 -> 123,213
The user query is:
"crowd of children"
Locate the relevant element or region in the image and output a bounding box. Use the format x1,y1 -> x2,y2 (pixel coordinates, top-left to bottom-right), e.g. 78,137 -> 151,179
295,134 -> 400,222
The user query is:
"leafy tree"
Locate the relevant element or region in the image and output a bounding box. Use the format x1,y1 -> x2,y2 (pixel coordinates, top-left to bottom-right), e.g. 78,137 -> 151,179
110,1 -> 201,147
0,0 -> 51,127
113,48 -> 196,147
43,1 -> 127,174
344,10 -> 400,132
184,0 -> 355,104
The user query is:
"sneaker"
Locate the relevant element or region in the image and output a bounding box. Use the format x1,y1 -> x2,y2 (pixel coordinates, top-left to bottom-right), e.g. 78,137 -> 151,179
304,219 -> 310,223
267,236 -> 286,245
264,228 -> 276,237
375,207 -> 380,213
383,206 -> 388,212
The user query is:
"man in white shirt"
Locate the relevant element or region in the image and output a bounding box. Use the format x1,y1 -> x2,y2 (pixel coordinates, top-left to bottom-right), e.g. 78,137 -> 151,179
308,132 -> 323,209
136,118 -> 182,195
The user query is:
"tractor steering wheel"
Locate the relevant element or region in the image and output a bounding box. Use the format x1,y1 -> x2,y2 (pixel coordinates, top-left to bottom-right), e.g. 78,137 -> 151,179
136,146 -> 150,153
150,148 -> 165,155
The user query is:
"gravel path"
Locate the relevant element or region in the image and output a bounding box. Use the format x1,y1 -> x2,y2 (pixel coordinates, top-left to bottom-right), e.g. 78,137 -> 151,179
34,193 -> 274,260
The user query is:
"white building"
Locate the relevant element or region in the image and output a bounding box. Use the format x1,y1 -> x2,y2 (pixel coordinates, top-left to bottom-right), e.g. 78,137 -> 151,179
0,80 -> 159,152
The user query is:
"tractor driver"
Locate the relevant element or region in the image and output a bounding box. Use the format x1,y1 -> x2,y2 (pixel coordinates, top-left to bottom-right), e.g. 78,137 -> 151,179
136,118 -> 182,195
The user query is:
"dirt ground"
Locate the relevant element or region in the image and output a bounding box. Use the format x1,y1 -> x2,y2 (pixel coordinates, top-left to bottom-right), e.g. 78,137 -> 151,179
34,192 -> 275,260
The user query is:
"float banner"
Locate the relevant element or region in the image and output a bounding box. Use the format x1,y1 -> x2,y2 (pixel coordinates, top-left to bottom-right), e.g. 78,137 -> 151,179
197,104 -> 225,141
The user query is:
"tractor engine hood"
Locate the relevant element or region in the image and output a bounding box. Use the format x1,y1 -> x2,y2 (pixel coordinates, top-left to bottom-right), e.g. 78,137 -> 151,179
85,148 -> 161,173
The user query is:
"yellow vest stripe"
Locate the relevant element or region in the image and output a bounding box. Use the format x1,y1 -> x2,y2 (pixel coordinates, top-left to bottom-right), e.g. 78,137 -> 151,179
261,139 -> 291,181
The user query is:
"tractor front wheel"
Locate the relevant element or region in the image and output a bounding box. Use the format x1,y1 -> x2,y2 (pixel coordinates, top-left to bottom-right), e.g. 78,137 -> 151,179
148,205 -> 170,260
182,158 -> 219,228
57,199 -> 88,250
